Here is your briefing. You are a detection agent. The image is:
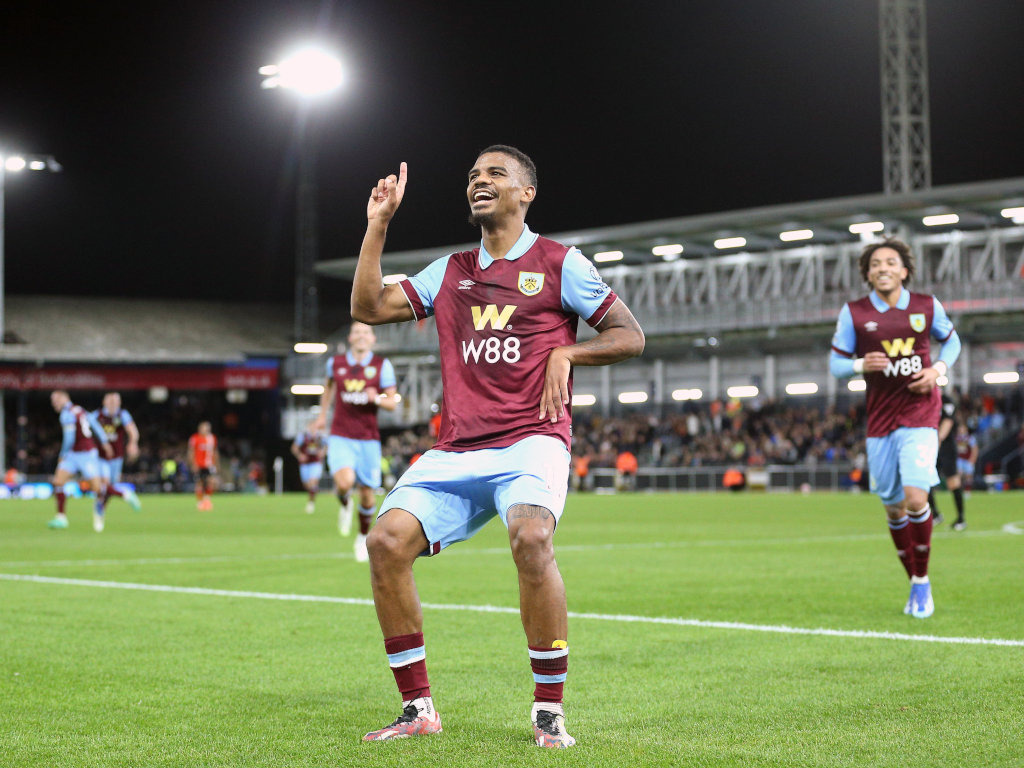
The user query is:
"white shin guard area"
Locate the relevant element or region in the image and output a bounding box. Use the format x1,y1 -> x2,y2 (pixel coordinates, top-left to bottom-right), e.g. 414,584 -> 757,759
2,572 -> 1023,648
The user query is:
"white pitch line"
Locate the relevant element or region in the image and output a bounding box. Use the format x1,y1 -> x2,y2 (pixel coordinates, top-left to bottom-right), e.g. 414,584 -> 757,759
0,528 -> 1011,569
1003,521 -> 1024,535
2,573 -> 1022,648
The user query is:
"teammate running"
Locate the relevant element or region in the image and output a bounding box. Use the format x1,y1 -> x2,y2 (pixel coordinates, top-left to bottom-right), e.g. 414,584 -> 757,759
47,390 -> 113,532
313,323 -> 399,562
292,420 -> 328,513
831,238 -> 961,618
351,148 -> 644,747
188,422 -> 218,510
93,392 -> 142,515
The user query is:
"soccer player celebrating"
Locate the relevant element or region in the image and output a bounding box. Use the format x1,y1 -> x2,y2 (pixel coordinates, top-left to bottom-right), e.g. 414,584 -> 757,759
351,148 -> 644,747
831,239 -> 961,618
93,392 -> 142,515
312,324 -> 399,562
188,421 -> 218,511
291,420 -> 328,513
47,390 -> 114,532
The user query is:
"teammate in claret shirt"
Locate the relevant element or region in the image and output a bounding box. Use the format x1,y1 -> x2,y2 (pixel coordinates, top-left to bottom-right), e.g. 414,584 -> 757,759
831,238 -> 961,619
349,147 -> 644,748
92,392 -> 142,515
313,323 -> 399,562
291,420 -> 328,514
47,390 -> 113,532
188,422 -> 219,511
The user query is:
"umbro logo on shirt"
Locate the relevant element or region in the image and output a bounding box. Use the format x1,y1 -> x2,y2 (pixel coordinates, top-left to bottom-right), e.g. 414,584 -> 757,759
458,280 -> 475,290
864,321 -> 878,332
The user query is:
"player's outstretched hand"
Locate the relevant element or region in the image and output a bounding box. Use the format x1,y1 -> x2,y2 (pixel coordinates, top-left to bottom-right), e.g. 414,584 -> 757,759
862,351 -> 889,373
908,366 -> 940,394
367,162 -> 408,225
540,348 -> 571,424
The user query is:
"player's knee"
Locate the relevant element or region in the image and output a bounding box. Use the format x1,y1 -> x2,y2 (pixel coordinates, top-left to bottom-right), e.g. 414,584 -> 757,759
510,525 -> 554,572
367,521 -> 416,567
904,487 -> 928,512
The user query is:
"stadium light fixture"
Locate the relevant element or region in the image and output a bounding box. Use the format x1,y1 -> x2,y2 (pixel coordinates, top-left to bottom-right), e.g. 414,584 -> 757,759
923,213 -> 959,227
779,229 -> 813,242
260,49 -> 344,95
572,394 -> 596,407
849,222 -> 884,234
672,388 -> 702,401
618,391 -> 648,404
4,156 -> 26,172
714,237 -> 746,249
293,342 -> 328,354
848,379 -> 867,392
652,244 -> 684,258
727,386 -> 758,398
1001,206 -> 1024,219
983,371 -> 1019,385
382,273 -> 407,285
785,382 -> 818,395
291,384 -> 325,396
593,251 -> 623,263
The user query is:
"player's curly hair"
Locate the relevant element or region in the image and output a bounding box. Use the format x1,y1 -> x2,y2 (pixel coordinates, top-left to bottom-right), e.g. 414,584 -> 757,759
478,145 -> 537,190
859,237 -> 915,286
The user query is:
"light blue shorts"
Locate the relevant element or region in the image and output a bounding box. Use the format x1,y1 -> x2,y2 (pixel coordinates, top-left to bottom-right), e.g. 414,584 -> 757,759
957,459 -> 975,476
58,449 -> 100,480
299,462 -> 323,485
379,435 -> 571,557
867,427 -> 940,506
98,457 -> 124,484
327,436 -> 382,488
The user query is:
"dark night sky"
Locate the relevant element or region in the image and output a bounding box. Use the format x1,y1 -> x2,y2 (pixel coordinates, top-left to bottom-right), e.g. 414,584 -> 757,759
1,1 -> 1022,308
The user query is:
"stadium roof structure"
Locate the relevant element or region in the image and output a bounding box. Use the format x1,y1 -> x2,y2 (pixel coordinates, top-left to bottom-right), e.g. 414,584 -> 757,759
0,296 -> 293,363
315,176 -> 1024,277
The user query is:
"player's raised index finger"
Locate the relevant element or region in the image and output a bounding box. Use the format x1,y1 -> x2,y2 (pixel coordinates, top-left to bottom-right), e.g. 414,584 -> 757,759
397,161 -> 408,191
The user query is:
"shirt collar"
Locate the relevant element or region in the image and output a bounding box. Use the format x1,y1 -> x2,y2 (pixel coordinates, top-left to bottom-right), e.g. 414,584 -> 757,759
346,350 -> 373,367
478,224 -> 538,269
869,287 -> 910,312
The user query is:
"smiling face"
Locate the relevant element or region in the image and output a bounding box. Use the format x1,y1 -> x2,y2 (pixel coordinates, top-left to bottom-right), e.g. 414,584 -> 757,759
347,322 -> 376,357
866,247 -> 908,295
466,151 -> 535,228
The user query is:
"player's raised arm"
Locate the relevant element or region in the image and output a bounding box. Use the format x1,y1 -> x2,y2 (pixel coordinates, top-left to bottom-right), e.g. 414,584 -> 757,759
540,299 -> 645,423
351,163 -> 416,326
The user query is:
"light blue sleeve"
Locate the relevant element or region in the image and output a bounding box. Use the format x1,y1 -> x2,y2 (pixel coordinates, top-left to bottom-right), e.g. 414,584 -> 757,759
830,351 -> 858,379
120,409 -> 134,425
293,433 -> 303,449
931,296 -> 954,341
936,330 -> 961,369
560,248 -> 613,321
59,425 -> 75,458
379,358 -> 396,389
831,304 -> 856,356
87,411 -> 109,444
406,255 -> 452,317
325,356 -> 334,379
59,408 -> 76,428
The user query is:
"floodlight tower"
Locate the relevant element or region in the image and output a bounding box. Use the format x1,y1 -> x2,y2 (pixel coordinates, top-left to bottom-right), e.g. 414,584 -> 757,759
260,48 -> 344,343
880,0 -> 932,193
0,152 -> 63,473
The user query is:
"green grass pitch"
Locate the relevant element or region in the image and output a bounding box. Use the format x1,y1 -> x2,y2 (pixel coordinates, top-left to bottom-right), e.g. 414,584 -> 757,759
1,490 -> 1022,767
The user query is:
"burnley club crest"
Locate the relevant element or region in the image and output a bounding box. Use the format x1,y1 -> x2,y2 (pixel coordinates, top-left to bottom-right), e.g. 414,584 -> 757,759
518,271 -> 545,296
909,313 -> 926,333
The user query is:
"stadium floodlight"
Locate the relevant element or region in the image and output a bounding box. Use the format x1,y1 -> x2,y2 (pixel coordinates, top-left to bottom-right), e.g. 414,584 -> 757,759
572,394 -> 596,407
923,213 -> 959,227
849,221 -> 885,234
618,391 -> 648,404
260,49 -> 344,95
593,251 -> 623,263
983,371 -> 1019,385
382,273 -> 407,285
4,156 -> 26,172
714,237 -> 746,249
28,160 -> 46,170
727,385 -> 758,398
672,388 -> 702,401
1001,206 -> 1024,219
779,229 -> 813,242
785,382 -> 818,395
291,383 -> 325,395
652,244 -> 684,258
293,342 -> 328,354
936,375 -> 948,387
848,379 -> 867,392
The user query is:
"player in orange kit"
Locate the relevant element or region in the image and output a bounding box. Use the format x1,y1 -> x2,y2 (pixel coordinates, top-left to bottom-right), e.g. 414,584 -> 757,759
188,421 -> 219,510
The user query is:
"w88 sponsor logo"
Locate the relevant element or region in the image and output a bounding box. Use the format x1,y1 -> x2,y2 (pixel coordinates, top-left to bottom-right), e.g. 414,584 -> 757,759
462,336 -> 521,364
883,355 -> 923,377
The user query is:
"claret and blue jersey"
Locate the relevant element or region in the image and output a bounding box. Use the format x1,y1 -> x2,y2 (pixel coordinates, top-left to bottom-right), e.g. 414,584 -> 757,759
58,402 -> 108,479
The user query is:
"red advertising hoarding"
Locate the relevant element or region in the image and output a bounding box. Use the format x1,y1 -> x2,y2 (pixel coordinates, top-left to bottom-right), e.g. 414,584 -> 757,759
0,365 -> 278,391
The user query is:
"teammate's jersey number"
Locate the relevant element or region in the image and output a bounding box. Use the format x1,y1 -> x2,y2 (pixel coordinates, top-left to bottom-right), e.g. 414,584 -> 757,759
915,441 -> 937,468
462,336 -> 521,364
